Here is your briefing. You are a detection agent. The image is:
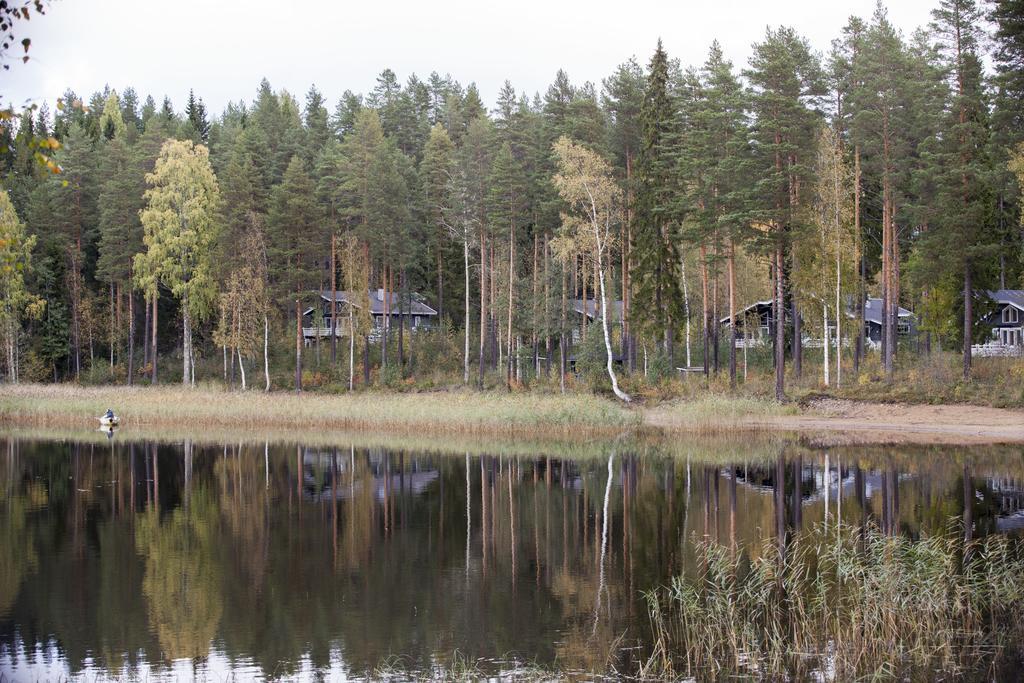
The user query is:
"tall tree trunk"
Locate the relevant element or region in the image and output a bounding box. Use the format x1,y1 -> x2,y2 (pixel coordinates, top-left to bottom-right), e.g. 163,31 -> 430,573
109,282 -> 116,374
775,243 -> 785,401
532,232 -> 539,377
151,293 -> 158,384
464,234 -> 471,384
181,297 -> 192,386
143,291 -> 151,372
823,303 -> 830,387
127,290 -> 135,386
712,245 -> 719,375
853,146 -> 863,374
363,335 -> 370,387
294,297 -> 302,392
544,235 -> 551,377
559,266 -> 567,393
437,242 -> 444,322
624,149 -> 634,373
963,266 -> 972,380
331,234 -> 338,364
506,222 -> 514,388
836,248 -> 842,388
398,268 -> 406,372
381,265 -> 390,369
263,315 -> 270,392
700,244 -> 709,378
594,220 -> 629,403
791,294 -> 801,379
349,304 -> 355,390
682,254 -> 691,368
728,240 -> 736,388
479,232 -> 487,387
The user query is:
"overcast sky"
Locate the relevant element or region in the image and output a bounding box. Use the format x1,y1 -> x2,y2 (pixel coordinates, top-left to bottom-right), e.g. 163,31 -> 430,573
4,0 -> 940,116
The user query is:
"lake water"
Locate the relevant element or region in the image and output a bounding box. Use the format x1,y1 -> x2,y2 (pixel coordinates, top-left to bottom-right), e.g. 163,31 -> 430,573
1,433 -> 1023,680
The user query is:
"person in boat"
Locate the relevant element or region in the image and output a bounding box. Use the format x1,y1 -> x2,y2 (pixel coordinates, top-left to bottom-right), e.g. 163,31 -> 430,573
104,408 -> 115,420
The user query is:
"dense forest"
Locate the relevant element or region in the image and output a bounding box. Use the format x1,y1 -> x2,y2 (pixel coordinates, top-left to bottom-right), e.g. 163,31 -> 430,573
1,0 -> 1022,399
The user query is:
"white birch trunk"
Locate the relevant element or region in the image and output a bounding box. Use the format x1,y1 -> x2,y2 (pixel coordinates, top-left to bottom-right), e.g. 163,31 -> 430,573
182,304 -> 192,386
263,315 -> 270,392
681,256 -> 692,368
823,303 -> 830,387
587,191 -> 630,402
238,348 -> 246,390
464,235 -> 470,385
836,252 -> 842,387
349,305 -> 355,391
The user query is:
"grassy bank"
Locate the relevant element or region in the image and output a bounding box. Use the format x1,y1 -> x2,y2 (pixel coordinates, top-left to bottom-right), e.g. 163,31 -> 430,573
0,383 -> 639,437
644,523 -> 1024,680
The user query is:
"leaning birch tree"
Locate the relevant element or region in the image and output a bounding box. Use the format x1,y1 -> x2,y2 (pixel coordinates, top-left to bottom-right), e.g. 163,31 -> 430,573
552,137 -> 631,402
136,139 -> 221,386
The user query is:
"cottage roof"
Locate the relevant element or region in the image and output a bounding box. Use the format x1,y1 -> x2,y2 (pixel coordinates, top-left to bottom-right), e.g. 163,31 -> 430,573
719,298 -> 913,326
862,298 -> 913,326
572,298 -> 623,322
318,289 -> 438,316
719,300 -> 772,325
988,289 -> 1024,311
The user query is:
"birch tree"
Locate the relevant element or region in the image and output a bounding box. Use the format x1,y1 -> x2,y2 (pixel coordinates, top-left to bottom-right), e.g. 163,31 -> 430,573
0,190 -> 44,382
795,126 -> 855,387
552,136 -> 630,402
136,139 -> 221,386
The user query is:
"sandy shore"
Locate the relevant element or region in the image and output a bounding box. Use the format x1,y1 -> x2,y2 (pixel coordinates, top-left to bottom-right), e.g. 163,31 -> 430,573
644,397 -> 1024,445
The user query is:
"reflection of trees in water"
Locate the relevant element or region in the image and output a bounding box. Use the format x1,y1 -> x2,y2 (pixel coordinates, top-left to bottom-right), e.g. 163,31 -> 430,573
135,486 -> 223,661
3,438 -> 1024,678
0,441 -> 38,616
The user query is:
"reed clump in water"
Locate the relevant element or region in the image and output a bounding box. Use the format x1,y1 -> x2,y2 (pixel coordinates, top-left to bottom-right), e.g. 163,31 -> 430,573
644,523 -> 1024,680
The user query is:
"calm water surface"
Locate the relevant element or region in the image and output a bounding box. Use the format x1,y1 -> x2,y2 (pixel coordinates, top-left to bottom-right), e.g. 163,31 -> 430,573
1,434 -> 1023,680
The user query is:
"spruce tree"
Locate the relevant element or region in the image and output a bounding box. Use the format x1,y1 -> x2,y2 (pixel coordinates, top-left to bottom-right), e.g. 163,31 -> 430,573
184,89 -> 210,143
635,39 -> 682,367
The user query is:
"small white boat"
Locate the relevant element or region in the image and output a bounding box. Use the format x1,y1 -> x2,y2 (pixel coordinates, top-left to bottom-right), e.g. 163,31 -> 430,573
98,413 -> 120,427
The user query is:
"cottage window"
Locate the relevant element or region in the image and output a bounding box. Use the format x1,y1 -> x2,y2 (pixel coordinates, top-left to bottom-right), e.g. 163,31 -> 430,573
414,316 -> 420,327
1003,306 -> 1020,324
897,321 -> 910,335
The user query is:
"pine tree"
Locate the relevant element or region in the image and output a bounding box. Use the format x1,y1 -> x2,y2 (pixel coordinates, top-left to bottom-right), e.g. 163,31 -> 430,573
915,0 -> 997,380
267,155 -> 324,391
745,26 -> 825,399
420,123 -> 456,321
602,58 -> 645,368
680,42 -> 753,386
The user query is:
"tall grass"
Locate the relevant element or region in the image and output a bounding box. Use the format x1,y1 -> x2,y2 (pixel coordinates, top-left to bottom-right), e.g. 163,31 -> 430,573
643,394 -> 798,433
0,383 -> 638,437
644,523 -> 1024,680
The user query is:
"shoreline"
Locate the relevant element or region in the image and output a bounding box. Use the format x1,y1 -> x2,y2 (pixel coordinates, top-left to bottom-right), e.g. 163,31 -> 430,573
1,384 -> 1023,446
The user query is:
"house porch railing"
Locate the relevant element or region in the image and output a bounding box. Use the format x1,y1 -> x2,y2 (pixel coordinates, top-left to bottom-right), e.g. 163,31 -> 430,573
971,341 -> 1024,358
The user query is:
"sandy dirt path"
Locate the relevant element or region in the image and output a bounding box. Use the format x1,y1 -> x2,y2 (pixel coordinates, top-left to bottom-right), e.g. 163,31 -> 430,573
644,398 -> 1024,445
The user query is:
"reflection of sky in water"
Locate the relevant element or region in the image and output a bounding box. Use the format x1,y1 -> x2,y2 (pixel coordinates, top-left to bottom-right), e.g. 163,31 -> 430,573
1,437 -> 1022,679
2,644 -> 347,681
